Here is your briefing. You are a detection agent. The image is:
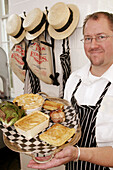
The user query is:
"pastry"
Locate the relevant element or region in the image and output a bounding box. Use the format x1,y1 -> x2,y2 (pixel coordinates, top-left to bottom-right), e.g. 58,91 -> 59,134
43,100 -> 64,110
14,111 -> 49,139
13,93 -> 44,110
39,123 -> 75,146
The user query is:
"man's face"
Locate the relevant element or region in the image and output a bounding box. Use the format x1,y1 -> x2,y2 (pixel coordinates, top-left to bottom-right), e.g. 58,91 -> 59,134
84,17 -> 113,69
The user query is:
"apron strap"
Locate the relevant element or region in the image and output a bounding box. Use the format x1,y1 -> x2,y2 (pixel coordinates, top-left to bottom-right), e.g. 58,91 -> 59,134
49,37 -> 60,86
22,40 -> 28,71
96,81 -> 111,106
71,79 -> 111,107
71,79 -> 81,107
72,79 -> 82,96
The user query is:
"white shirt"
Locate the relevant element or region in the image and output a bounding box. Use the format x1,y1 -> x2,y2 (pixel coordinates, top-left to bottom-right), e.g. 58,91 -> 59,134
64,62 -> 113,150
64,63 -> 113,105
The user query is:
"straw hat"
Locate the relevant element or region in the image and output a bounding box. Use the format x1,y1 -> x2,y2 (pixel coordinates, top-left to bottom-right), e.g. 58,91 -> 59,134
23,8 -> 46,40
47,2 -> 80,40
6,14 -> 26,44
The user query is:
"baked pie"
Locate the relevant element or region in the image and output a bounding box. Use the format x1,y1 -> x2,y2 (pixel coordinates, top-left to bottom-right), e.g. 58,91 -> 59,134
14,111 -> 49,139
43,100 -> 64,110
39,123 -> 75,146
13,93 -> 44,110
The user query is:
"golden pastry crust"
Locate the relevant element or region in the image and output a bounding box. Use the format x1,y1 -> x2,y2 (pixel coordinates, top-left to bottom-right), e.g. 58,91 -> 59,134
39,123 -> 75,146
43,100 -> 64,110
14,111 -> 48,131
14,111 -> 49,139
13,93 -> 44,109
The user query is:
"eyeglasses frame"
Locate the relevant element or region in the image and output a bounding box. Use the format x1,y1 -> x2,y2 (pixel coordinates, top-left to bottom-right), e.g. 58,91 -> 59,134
80,34 -> 113,44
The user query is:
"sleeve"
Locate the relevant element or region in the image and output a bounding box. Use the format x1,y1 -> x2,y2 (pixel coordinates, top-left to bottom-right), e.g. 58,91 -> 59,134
96,95 -> 113,148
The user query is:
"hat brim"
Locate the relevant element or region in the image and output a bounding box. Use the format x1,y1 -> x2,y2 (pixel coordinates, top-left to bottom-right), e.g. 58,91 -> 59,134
25,23 -> 46,40
48,4 -> 80,40
11,30 -> 26,44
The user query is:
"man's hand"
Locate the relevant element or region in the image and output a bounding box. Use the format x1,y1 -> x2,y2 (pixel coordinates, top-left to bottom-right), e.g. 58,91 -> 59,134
27,145 -> 77,169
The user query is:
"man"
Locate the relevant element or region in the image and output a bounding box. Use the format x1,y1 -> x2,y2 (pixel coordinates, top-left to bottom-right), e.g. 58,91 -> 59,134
27,12 -> 113,170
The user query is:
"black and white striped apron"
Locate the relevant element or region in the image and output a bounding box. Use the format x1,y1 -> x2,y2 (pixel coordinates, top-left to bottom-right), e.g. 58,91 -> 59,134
65,79 -> 111,170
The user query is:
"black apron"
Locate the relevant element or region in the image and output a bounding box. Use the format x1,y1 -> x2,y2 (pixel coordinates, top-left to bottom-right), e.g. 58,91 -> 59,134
65,79 -> 111,170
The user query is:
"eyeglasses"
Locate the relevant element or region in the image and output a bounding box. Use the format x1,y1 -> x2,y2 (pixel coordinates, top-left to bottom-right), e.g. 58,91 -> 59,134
81,34 -> 113,44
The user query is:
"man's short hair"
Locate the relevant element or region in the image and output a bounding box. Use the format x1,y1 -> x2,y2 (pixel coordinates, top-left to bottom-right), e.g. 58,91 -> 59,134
83,11 -> 113,34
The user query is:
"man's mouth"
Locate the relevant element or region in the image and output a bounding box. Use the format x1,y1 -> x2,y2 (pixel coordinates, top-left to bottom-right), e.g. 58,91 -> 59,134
89,49 -> 104,56
89,48 -> 103,53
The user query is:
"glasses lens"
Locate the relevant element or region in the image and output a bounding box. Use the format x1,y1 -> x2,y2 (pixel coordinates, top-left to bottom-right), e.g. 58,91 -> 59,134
81,35 -> 113,44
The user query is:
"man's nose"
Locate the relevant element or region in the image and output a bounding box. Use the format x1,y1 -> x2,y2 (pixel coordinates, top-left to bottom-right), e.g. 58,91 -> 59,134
90,38 -> 99,47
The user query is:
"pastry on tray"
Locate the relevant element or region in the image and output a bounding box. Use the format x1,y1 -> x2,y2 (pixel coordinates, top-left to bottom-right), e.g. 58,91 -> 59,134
39,123 -> 75,146
13,93 -> 44,110
14,111 -> 49,140
43,100 -> 64,111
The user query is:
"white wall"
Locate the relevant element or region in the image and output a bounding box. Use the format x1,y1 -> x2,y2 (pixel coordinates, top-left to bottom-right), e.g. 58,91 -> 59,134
8,0 -> 113,97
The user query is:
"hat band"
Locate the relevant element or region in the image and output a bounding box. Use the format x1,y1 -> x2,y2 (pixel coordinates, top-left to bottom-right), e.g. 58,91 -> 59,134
55,8 -> 73,33
28,13 -> 46,34
13,18 -> 24,38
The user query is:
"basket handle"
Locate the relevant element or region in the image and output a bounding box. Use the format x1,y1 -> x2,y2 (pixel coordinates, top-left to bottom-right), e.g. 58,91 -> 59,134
27,153 -> 54,163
